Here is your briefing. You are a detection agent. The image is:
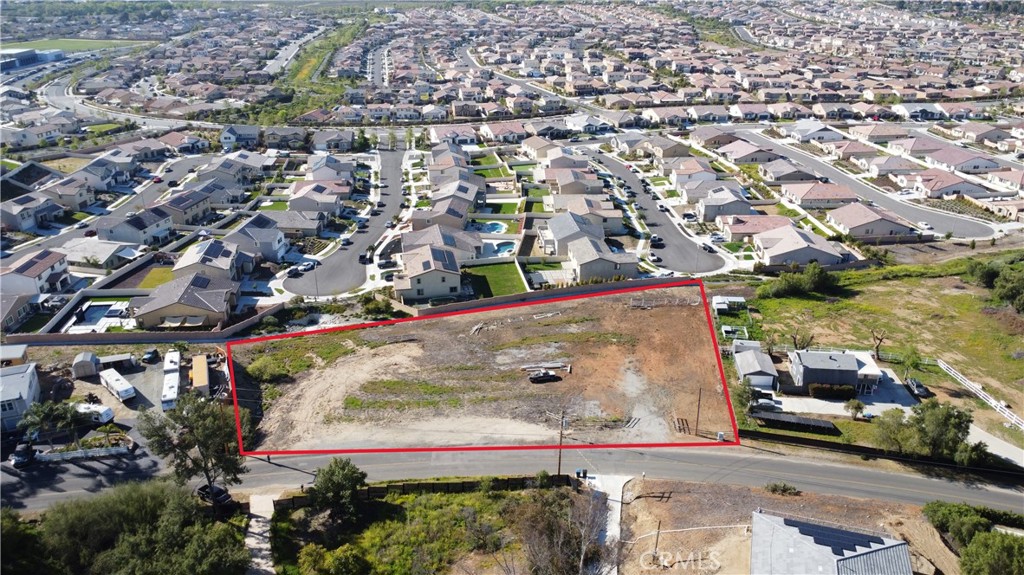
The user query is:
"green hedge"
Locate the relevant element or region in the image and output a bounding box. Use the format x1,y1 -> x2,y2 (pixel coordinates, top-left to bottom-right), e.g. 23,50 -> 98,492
808,384 -> 857,400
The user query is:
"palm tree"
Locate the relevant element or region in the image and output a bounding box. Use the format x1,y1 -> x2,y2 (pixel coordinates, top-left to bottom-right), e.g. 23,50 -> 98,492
17,402 -> 62,450
53,403 -> 89,451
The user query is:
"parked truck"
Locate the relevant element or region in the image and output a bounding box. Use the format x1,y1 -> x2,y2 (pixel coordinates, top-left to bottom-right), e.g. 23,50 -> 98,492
99,369 -> 136,403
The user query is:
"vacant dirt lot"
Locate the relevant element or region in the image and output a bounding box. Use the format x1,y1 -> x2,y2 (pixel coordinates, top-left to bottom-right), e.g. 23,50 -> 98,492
232,285 -> 734,451
619,481 -> 958,575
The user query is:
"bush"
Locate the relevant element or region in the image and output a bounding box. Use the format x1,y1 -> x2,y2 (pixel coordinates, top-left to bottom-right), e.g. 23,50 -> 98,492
808,384 -> 858,400
960,531 -> 1024,575
764,482 -> 800,496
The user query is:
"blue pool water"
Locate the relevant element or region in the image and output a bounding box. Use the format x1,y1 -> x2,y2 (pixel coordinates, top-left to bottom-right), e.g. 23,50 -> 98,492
81,304 -> 112,324
494,241 -> 515,255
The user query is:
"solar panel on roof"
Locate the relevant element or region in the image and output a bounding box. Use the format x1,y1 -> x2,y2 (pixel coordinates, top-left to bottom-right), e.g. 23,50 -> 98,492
192,276 -> 211,289
784,518 -> 884,556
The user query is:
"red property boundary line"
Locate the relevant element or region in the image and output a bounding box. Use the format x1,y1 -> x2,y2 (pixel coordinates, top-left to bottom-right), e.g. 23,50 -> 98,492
226,279 -> 741,456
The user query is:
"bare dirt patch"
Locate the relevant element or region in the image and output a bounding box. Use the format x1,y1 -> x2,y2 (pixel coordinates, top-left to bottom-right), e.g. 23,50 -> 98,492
619,481 -> 957,575
233,285 -> 734,451
887,232 -> 1024,265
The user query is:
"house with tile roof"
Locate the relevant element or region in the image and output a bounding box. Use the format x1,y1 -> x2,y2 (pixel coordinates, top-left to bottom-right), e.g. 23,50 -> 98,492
129,273 -> 239,329
753,225 -> 843,267
0,249 -> 69,294
780,182 -> 859,209
173,239 -> 253,281
826,203 -> 916,239
393,245 -> 462,303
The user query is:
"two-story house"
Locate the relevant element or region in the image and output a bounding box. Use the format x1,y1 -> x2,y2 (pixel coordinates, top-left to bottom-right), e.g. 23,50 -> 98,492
96,207 -> 173,246
0,249 -> 70,294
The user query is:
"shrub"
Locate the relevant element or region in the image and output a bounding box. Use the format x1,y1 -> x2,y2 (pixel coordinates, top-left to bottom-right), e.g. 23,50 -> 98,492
764,482 -> 800,496
808,384 -> 858,400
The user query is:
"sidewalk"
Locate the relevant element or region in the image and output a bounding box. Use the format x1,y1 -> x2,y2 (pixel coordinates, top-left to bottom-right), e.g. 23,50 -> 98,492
245,492 -> 279,575
586,474 -> 633,575
968,425 -> 1024,467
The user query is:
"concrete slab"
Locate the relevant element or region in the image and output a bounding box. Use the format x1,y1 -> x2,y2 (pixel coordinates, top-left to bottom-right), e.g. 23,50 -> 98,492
776,369 -> 917,417
586,473 -> 632,575
245,493 -> 279,575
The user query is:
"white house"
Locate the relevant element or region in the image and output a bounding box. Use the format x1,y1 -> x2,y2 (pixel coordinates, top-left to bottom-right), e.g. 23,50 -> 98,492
394,245 -> 462,303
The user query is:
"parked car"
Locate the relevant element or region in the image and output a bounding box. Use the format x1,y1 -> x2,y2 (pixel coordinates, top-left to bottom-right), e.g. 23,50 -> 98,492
917,221 -> 933,230
75,221 -> 89,229
749,399 -> 781,412
298,261 -> 315,272
650,234 -> 662,243
286,267 -> 302,277
152,176 -> 163,183
658,204 -> 668,212
376,201 -> 386,207
385,221 -> 395,229
650,240 -> 665,249
682,212 -> 698,222
197,484 -> 233,506
9,442 -> 38,469
141,348 -> 160,364
528,370 -> 561,384
341,238 -> 353,246
84,230 -> 97,237
378,259 -> 398,269
649,253 -> 662,263
701,243 -> 716,253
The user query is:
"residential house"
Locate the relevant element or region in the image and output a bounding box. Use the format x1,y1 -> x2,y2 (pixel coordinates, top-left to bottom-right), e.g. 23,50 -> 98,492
410,195 -> 472,231
717,140 -> 781,165
758,159 -> 816,184
734,350 -> 778,390
1,294 -> 37,335
219,124 -> 260,150
783,119 -> 842,143
639,135 -> 689,159
667,157 -> 717,189
0,363 -> 40,432
394,245 -> 462,303
826,203 -> 916,239
821,140 -> 877,160
690,126 -> 740,149
310,129 -> 354,152
891,103 -> 946,121
129,273 -> 238,329
680,180 -> 744,205
717,215 -> 793,242
263,127 -> 307,150
53,237 -> 142,270
429,125 -> 477,145
260,211 -> 325,238
401,225 -> 483,263
287,181 -> 350,216
548,169 -> 603,195
780,182 -> 859,209
847,124 -> 909,143
480,121 -> 527,143
306,155 -> 355,182
0,249 -> 70,294
887,137 -> 946,159
549,195 -> 624,235
96,207 -> 173,246
911,169 -> 989,198
158,131 -> 209,154
924,148 -> 1001,174
988,169 -> 1024,193
855,156 -> 921,178
197,157 -> 259,185
522,136 -> 561,161
754,225 -> 843,267
565,236 -> 637,283
697,188 -> 752,222
0,192 -> 63,232
38,176 -> 94,211
172,239 -> 253,281
786,350 -> 881,394
222,214 -> 288,262
749,511 -> 912,575
161,190 -> 212,225
538,211 -> 603,256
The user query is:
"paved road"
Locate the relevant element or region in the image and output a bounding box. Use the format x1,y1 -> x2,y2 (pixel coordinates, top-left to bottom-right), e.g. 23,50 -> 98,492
4,445 -> 1021,513
264,28 -> 326,75
283,150 -> 406,297
740,130 -> 997,238
580,149 -> 725,274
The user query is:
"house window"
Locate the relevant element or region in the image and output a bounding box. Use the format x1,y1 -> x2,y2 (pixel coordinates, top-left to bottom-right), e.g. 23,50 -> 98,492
416,289 -> 424,296
1,401 -> 14,412
450,287 -> 458,293
441,276 -> 446,283
416,278 -> 421,285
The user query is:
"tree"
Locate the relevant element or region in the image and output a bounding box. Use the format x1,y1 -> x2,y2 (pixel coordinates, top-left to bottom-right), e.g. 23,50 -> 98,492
298,543 -> 369,575
1,508 -> 59,575
955,441 -> 990,467
960,531 -> 1024,575
762,329 -> 778,356
53,402 -> 90,450
17,401 -> 62,450
909,399 -> 973,459
844,399 -> 866,420
873,408 -> 913,454
870,328 -> 887,359
790,330 -> 815,350
138,393 -> 248,504
310,457 -> 367,524
513,488 -> 613,575
993,268 -> 1024,313
734,378 -> 754,412
899,344 -> 921,381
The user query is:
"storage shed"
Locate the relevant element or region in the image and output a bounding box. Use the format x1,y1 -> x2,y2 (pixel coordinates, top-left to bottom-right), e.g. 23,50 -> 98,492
72,352 -> 100,379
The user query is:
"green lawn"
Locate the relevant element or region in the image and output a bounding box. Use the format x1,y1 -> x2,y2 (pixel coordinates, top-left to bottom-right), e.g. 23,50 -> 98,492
87,296 -> 132,303
415,199 -> 432,208
3,38 -> 150,52
485,202 -> 520,215
258,202 -> 289,211
470,153 -> 500,166
1,159 -> 19,170
86,123 -> 121,135
524,262 -> 564,272
526,188 -> 549,198
14,313 -> 53,334
138,267 -> 175,289
650,176 -> 670,185
527,201 -> 549,213
513,163 -> 537,173
474,167 -> 513,178
463,263 -> 527,298
665,189 -> 680,198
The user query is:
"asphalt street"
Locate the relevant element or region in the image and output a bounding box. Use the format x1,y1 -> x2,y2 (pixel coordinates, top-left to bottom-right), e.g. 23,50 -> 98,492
4,444 -> 1021,513
740,130 -> 997,238
581,149 -> 726,274
282,149 -> 406,297
264,28 -> 326,75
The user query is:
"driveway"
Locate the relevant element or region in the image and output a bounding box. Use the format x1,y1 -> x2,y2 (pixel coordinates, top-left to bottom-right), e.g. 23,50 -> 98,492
581,149 -> 725,274
282,150 -> 406,297
774,370 -> 917,417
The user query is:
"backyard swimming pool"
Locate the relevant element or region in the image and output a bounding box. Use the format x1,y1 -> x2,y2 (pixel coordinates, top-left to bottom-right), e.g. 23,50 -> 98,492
481,240 -> 517,257
471,221 -> 508,234
81,304 -> 112,325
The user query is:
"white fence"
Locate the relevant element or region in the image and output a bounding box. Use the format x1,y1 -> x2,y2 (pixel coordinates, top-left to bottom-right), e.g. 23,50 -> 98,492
936,359 -> 1024,431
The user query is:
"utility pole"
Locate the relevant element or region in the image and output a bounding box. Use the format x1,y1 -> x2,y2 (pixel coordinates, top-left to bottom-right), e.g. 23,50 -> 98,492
695,387 -> 702,437
653,520 -> 662,557
556,408 -> 565,476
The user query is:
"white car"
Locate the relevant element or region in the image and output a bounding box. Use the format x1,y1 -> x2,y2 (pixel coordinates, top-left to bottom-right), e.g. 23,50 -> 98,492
649,254 -> 662,263
917,221 -> 933,230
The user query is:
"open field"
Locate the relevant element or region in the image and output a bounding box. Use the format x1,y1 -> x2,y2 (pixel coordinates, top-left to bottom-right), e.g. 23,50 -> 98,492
752,275 -> 1024,447
41,156 -> 90,174
230,285 -> 733,452
620,481 -> 958,575
3,38 -> 149,52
